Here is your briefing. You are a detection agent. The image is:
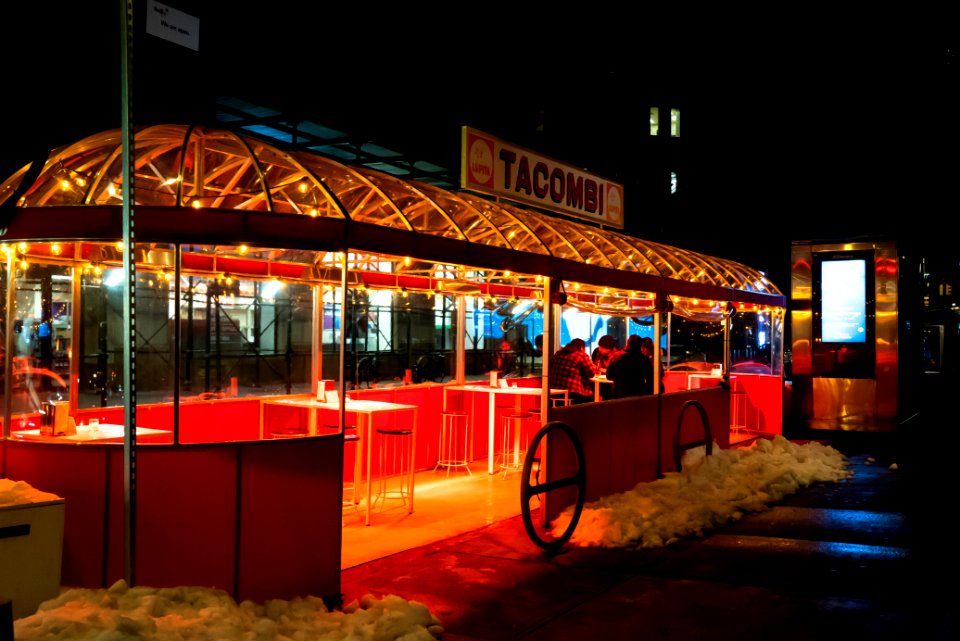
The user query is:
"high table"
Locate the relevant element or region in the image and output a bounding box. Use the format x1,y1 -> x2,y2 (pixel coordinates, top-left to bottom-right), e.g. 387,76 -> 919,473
259,396 -> 418,525
590,375 -> 613,401
445,384 -> 567,475
11,424 -> 170,442
687,373 -> 723,389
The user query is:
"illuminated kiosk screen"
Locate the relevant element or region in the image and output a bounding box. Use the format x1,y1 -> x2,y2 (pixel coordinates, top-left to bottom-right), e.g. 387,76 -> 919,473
820,259 -> 867,343
812,251 -> 875,378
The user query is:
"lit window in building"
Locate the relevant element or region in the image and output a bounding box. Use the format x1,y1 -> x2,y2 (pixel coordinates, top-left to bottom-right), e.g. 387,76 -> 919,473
670,108 -> 680,137
650,108 -> 659,136
670,171 -> 678,194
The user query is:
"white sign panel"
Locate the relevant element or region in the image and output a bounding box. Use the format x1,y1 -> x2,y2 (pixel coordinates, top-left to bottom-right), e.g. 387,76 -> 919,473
460,126 -> 624,229
146,0 -> 200,51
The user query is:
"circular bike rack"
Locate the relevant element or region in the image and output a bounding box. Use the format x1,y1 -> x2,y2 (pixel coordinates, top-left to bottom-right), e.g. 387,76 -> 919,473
673,399 -> 714,472
520,421 -> 587,553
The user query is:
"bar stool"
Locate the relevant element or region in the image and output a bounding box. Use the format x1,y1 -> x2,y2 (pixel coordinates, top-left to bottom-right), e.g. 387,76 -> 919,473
374,426 -> 415,512
498,410 -> 531,478
268,426 -> 306,439
342,431 -> 361,523
434,410 -> 472,476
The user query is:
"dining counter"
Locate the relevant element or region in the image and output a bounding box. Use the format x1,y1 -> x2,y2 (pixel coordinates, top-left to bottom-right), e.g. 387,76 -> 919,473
10,424 -> 171,443
260,395 -> 419,525
444,384 -> 567,474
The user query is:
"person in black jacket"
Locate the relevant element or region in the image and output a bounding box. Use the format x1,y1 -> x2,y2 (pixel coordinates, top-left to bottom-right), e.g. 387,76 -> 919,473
606,335 -> 653,398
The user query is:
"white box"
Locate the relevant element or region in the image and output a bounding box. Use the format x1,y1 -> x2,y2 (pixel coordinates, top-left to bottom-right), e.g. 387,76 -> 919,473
0,498 -> 65,620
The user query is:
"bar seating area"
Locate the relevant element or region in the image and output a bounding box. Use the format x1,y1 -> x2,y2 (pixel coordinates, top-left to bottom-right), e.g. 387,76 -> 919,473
435,406 -> 471,476
497,409 -> 531,478
0,123 -> 786,607
373,425 -> 415,512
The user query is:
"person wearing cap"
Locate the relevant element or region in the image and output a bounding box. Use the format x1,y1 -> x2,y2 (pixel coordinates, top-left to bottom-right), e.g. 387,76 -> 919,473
591,334 -> 620,373
606,335 -> 654,398
591,334 -> 620,400
549,338 -> 597,404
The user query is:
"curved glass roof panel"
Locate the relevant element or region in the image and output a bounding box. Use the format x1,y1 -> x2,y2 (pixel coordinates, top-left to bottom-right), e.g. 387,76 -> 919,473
178,127 -> 267,210
242,137 -> 343,218
632,239 -> 689,280
0,163 -> 33,208
3,124 -> 783,300
596,229 -> 661,274
294,152 -> 409,229
357,168 -> 462,239
496,200 -> 582,260
454,194 -> 548,255
91,124 -> 186,206
410,182 -> 512,249
21,129 -> 124,207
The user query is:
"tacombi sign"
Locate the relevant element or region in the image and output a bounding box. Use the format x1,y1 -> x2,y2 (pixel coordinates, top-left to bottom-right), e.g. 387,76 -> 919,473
460,126 -> 624,229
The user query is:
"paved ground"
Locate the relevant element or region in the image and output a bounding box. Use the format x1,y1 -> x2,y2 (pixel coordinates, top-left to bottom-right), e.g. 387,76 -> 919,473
340,373 -> 957,640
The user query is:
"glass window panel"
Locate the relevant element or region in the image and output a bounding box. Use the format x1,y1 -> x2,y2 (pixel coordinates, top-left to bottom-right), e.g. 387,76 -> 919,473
178,271 -> 314,399
5,259 -> 73,430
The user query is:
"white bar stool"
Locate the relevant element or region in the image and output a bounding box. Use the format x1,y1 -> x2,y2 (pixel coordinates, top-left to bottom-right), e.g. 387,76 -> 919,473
498,410 -> 531,478
374,426 -> 415,512
342,431 -> 361,523
434,410 -> 471,476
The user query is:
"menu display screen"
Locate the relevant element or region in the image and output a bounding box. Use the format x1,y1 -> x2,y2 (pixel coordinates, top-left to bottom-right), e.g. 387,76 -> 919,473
811,250 -> 876,378
820,258 -> 867,343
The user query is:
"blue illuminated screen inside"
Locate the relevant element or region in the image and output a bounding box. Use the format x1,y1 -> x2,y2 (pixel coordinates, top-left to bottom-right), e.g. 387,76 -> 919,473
821,259 -> 867,343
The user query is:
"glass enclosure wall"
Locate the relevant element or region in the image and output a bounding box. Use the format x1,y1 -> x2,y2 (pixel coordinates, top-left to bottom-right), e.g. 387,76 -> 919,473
2,242 -> 784,435
559,307 -> 653,356
332,285 -> 460,389
3,252 -> 73,427
465,295 -> 543,380
729,307 -> 783,376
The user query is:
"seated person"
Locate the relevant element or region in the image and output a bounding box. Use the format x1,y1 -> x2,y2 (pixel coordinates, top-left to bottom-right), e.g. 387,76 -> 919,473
591,334 -> 620,399
591,334 -> 620,373
606,335 -> 653,398
549,338 -> 597,404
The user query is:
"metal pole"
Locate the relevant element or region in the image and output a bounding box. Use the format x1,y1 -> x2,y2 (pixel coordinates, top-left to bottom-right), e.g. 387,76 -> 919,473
173,245 -> 181,444
455,296 -> 465,384
120,0 -> 138,586
2,251 -> 14,442
338,254 -> 348,421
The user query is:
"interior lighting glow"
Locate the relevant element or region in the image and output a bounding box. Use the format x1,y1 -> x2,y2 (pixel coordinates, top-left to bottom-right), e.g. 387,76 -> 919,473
261,279 -> 284,299
104,268 -> 124,287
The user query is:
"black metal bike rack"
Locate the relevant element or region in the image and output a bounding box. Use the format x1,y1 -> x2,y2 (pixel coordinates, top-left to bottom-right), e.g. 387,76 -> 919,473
520,421 -> 587,553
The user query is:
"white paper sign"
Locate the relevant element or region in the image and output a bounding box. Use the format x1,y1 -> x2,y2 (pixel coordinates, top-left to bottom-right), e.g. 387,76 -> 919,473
146,0 -> 200,51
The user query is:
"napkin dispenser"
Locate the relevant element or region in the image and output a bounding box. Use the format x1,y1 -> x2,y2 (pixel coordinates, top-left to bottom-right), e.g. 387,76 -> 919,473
40,400 -> 76,436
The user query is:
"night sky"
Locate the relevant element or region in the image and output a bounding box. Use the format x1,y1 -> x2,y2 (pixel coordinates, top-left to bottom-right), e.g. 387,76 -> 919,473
3,3 -> 956,286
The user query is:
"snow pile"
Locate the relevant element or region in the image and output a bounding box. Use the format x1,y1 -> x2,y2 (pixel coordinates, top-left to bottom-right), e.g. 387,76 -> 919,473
552,435 -> 851,548
0,478 -> 62,507
15,580 -> 443,641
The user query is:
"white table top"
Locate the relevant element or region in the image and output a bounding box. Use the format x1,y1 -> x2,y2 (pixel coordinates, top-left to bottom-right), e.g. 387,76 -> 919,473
265,397 -> 418,411
13,424 -> 168,442
452,384 -> 566,396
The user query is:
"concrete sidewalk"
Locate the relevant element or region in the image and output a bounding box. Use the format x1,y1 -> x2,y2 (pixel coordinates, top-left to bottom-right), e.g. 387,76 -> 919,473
341,416 -> 955,640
